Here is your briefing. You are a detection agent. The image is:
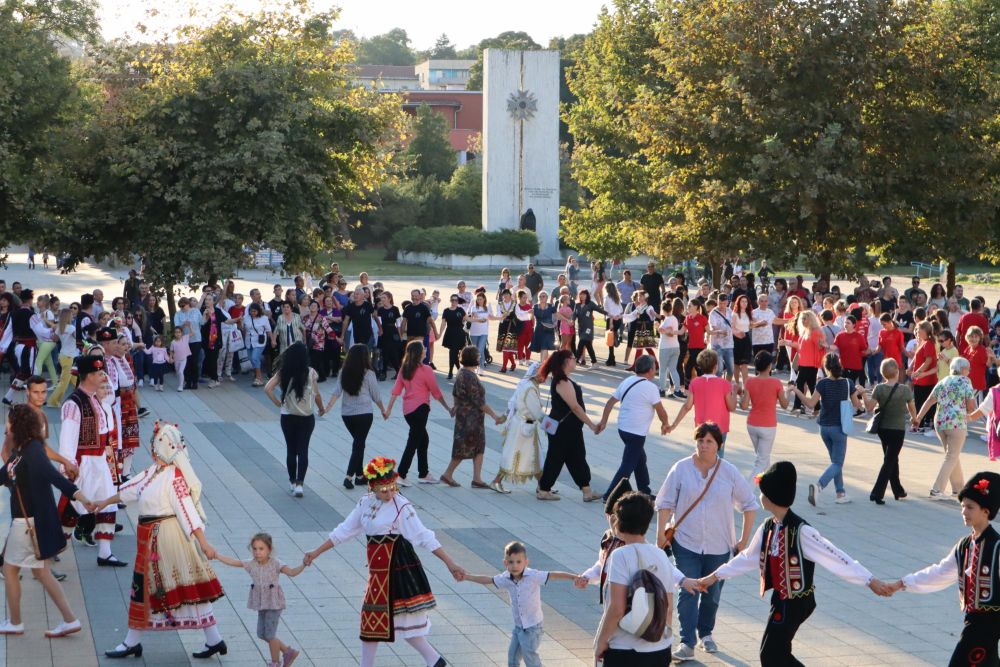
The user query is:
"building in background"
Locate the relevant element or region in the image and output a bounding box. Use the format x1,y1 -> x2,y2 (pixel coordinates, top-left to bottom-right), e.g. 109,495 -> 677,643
354,64 -> 420,91
403,91 -> 482,165
414,59 -> 475,90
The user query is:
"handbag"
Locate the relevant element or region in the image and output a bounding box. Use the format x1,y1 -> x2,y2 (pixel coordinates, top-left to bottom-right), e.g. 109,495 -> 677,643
605,329 -> 615,347
839,378 -> 855,436
618,546 -> 668,642
227,328 -> 245,352
865,382 -> 898,434
12,466 -> 43,561
663,459 -> 721,548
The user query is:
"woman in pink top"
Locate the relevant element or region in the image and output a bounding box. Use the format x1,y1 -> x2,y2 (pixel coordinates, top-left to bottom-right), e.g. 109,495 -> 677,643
556,294 -> 576,351
383,341 -> 453,485
739,350 -> 788,478
669,349 -> 737,450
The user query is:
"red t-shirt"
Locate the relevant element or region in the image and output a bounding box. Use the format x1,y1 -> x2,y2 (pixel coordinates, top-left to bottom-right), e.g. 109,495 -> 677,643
912,340 -> 939,387
228,305 -> 245,319
878,328 -> 904,366
957,312 -> 990,352
797,328 -> 825,368
684,313 -> 708,350
834,331 -> 866,371
745,376 -> 784,427
963,344 -> 988,391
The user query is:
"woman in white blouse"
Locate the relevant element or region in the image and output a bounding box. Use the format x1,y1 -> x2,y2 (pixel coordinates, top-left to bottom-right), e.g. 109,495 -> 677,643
654,422 -> 757,660
303,457 -> 464,667
603,283 -> 624,367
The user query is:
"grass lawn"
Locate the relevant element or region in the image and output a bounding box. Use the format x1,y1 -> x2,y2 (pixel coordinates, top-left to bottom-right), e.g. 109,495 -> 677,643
317,248 -> 465,278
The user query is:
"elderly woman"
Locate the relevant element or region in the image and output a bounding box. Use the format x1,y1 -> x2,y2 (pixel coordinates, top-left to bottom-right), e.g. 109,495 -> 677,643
270,301 -> 305,377
489,361 -> 544,494
303,457 -> 463,667
100,423 -> 226,659
654,422 -> 757,660
0,405 -> 93,637
440,346 -> 505,488
913,356 -> 978,499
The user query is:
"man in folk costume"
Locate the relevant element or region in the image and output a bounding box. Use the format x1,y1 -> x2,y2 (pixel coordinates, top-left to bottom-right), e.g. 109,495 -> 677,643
109,331 -> 142,479
303,457 -> 464,667
3,289 -> 52,406
57,354 -> 128,567
100,423 -> 227,660
885,472 -> 1000,666
697,462 -> 887,666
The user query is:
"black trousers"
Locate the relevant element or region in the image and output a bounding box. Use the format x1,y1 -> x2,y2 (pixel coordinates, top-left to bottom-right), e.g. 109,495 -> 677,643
760,593 -> 816,667
538,427 -> 591,492
607,320 -> 623,364
684,348 -> 704,387
603,647 -> 671,666
948,612 -> 1000,667
325,339 -> 341,378
185,342 -> 202,388
309,347 -> 326,381
793,366 -> 819,411
575,339 -> 596,363
342,413 -> 373,477
202,346 -> 219,381
399,403 -> 431,479
844,368 -> 863,386
447,346 -> 461,375
871,428 -> 906,500
280,413 -> 315,484
914,383 -> 936,429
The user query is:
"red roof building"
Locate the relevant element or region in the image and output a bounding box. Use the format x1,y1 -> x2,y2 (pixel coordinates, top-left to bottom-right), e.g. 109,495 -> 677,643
400,90 -> 483,158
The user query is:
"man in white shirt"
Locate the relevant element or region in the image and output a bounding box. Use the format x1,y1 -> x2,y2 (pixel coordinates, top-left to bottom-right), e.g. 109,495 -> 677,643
751,293 -> 776,357
708,295 -> 735,379
595,356 -> 669,499
92,289 -> 105,317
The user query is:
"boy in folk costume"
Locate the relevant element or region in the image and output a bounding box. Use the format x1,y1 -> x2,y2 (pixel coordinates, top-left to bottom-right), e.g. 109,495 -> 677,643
303,457 -> 464,667
57,354 -> 128,567
109,331 -> 142,479
697,461 -> 887,666
884,472 -> 1000,666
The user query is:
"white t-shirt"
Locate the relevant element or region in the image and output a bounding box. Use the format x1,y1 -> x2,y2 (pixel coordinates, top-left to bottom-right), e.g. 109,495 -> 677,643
467,305 -> 490,337
58,325 -> 78,358
604,297 -> 624,319
613,377 -> 661,436
606,543 -> 674,652
751,309 -> 775,345
658,316 -> 680,349
732,311 -> 751,335
977,391 -> 996,417
245,316 -> 272,349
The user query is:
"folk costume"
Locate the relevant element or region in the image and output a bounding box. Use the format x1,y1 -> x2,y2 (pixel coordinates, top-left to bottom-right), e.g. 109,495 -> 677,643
624,303 -> 658,369
899,472 -> 1000,667
711,462 -> 874,666
109,340 -> 140,477
493,362 -> 544,490
496,298 -> 519,372
580,479 -> 630,603
4,290 -> 52,403
106,423 -> 226,660
57,355 -> 125,565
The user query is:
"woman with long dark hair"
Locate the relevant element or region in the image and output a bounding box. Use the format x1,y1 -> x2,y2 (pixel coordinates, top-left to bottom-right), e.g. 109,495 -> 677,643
440,294 -> 468,380
377,291 -> 402,379
731,294 -> 753,390
603,282 -> 624,366
535,349 -> 602,502
326,344 -> 385,490
265,342 -> 323,498
574,289 -> 605,367
384,341 -> 453,486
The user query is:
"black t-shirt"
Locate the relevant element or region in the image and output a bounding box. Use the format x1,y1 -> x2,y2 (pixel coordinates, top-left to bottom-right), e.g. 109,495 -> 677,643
402,302 -> 432,338
894,310 -> 915,341
377,306 -> 400,341
640,272 -> 665,306
267,299 -> 284,321
344,301 -> 375,342
525,272 -> 544,296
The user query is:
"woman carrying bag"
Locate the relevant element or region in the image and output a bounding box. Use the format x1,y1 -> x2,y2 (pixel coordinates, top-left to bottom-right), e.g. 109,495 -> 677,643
861,358 -> 916,504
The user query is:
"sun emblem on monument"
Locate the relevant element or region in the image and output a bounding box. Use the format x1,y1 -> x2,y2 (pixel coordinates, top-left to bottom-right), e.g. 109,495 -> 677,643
506,89 -> 538,121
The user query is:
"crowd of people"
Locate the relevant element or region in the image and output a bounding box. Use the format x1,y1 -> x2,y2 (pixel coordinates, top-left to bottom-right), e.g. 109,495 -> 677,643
0,259 -> 998,666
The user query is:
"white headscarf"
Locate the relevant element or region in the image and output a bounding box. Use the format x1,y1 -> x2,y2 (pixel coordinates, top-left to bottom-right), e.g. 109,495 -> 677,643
151,423 -> 207,523
507,362 -> 542,418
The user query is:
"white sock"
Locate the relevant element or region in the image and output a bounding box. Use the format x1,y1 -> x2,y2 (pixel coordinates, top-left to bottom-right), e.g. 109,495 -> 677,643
203,624 -> 222,646
405,637 -> 441,666
98,539 -> 112,559
360,641 -> 377,667
116,628 -> 142,649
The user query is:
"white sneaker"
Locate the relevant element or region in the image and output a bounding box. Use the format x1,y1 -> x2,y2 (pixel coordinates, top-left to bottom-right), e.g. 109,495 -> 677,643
834,494 -> 852,504
398,477 -> 412,487
0,620 -> 24,635
45,619 -> 81,638
418,475 -> 439,484
226,375 -> 236,382
207,380 -> 220,389
923,429 -> 937,438
808,483 -> 821,506
177,386 -> 184,392
981,434 -> 989,442
930,489 -> 947,500
290,483 -> 297,496
698,636 -> 718,653
673,644 -> 695,661
294,484 -> 304,498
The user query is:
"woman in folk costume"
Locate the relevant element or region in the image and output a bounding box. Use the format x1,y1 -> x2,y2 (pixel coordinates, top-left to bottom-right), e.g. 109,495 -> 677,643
487,361 -> 544,494
303,457 -> 464,667
99,423 -> 227,660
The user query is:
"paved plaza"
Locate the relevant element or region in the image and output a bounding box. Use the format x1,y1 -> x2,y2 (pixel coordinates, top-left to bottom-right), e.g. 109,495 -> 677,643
0,257 -> 997,666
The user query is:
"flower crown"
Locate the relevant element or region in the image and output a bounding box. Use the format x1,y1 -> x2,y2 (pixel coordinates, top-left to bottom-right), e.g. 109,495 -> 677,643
753,473 -> 764,486
364,457 -> 398,486
973,478 -> 990,494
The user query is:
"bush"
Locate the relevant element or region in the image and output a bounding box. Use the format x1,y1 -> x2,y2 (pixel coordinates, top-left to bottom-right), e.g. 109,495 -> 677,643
391,226 -> 539,258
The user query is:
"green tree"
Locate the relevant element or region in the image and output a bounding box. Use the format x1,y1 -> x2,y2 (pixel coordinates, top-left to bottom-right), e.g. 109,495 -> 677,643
64,3 -> 405,310
443,160 -> 482,226
356,27 -> 415,65
465,31 -> 542,90
429,33 -> 457,59
406,103 -> 456,181
0,0 -> 98,254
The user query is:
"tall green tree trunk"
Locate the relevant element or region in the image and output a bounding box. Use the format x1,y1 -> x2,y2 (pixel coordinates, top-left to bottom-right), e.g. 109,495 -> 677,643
946,261 -> 957,296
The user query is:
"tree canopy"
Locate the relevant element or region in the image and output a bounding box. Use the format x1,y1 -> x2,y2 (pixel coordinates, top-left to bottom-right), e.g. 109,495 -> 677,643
355,27 -> 415,65
465,31 -> 542,90
406,103 -> 457,181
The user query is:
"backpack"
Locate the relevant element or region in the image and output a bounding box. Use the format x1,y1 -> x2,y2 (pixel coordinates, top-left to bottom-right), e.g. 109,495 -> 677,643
618,545 -> 669,643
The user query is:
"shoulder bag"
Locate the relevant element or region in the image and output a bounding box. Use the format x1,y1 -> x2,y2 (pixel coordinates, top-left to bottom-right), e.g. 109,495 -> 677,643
11,458 -> 43,560
839,378 -> 856,435
865,383 -> 898,434
663,459 -> 721,549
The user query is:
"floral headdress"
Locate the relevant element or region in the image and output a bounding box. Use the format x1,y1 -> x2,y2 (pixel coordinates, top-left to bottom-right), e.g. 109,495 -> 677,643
364,456 -> 398,488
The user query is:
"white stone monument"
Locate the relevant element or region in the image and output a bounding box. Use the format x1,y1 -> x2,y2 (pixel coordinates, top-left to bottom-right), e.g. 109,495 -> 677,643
482,49 -> 561,260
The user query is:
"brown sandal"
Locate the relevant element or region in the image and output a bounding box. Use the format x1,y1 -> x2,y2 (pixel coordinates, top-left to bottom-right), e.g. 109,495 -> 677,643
439,476 -> 461,488
470,481 -> 490,489
536,490 -> 561,501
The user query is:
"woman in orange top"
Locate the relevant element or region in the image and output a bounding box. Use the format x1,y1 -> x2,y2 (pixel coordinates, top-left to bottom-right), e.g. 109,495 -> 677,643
784,310 -> 827,415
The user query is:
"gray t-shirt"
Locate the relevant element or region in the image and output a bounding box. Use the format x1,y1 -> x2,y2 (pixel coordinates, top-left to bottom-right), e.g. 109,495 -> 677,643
871,382 -> 913,432
331,369 -> 381,416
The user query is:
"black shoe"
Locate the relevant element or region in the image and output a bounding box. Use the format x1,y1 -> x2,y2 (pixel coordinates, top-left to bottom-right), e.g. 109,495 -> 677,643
343,477 -> 354,489
52,570 -> 67,582
192,640 -> 227,659
117,502 -> 127,509
1,398 -> 11,407
869,496 -> 885,505
115,524 -> 123,532
137,407 -> 149,418
75,529 -> 96,547
433,658 -> 447,667
105,643 -> 142,658
429,363 -> 437,370
895,491 -> 908,500
97,555 -> 128,567
659,390 -> 666,398
119,474 -> 131,483
355,476 -> 366,487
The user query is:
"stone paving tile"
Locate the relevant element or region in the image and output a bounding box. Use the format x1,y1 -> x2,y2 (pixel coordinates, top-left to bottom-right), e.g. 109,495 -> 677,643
3,269 -> 997,666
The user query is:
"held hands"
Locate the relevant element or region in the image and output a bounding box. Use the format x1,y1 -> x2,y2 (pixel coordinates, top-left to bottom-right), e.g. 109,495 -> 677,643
695,574 -> 718,591
200,542 -> 217,561
302,550 -> 318,567
448,564 -> 466,581
64,461 -> 80,481
574,575 -> 589,589
381,408 -> 390,421
869,578 -> 903,597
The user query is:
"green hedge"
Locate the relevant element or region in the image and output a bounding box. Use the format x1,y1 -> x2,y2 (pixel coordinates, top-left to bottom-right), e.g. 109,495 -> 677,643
391,226 -> 539,258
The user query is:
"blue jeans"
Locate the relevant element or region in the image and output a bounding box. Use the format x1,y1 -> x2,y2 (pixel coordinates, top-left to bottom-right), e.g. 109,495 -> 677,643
249,346 -> 264,370
714,346 -> 735,378
866,351 -> 883,384
472,334 -> 488,362
508,624 -> 543,667
604,430 -> 652,498
659,347 -> 681,392
672,541 -> 730,648
818,424 -> 848,494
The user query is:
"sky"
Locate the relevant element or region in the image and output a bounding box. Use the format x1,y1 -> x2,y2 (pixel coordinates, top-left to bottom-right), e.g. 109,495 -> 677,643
97,0 -> 610,48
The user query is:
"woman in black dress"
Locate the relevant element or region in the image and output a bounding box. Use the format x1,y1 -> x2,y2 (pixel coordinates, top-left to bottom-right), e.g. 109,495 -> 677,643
535,350 -> 602,503
377,291 -> 402,379
0,405 -> 95,637
440,295 -> 468,380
